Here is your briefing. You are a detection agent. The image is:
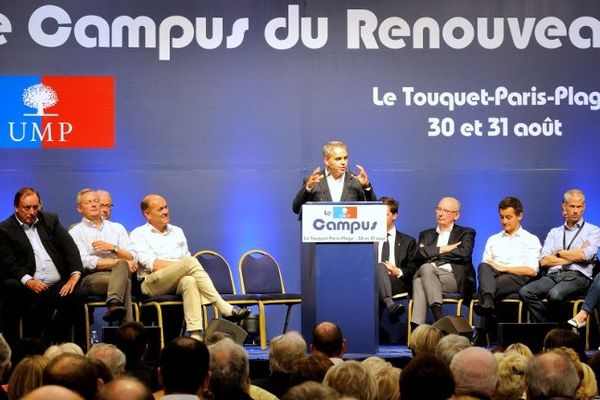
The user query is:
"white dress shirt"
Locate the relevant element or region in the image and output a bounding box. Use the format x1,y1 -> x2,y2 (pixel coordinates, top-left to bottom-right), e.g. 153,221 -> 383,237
17,216 -> 61,286
69,218 -> 136,271
130,223 -> 191,276
482,226 -> 541,273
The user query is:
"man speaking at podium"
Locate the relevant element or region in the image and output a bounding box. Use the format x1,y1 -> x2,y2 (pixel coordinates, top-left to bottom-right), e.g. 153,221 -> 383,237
292,140 -> 376,214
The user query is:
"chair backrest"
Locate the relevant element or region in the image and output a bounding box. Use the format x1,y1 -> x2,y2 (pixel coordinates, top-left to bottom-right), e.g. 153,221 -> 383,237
194,250 -> 236,295
238,249 -> 285,294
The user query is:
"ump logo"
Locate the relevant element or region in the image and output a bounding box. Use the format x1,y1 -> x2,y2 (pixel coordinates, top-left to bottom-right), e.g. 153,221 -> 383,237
333,206 -> 357,219
0,76 -> 115,148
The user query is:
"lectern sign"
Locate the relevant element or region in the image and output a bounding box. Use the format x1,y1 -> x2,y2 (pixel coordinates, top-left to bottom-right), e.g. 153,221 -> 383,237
302,202 -> 387,242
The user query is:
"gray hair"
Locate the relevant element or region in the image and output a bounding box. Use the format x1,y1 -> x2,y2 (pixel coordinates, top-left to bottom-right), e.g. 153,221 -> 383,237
209,338 -> 250,392
75,188 -> 96,205
322,141 -> 347,158
0,334 -> 11,377
525,352 -> 579,400
87,343 -> 126,376
435,334 -> 471,366
564,189 -> 585,203
450,346 -> 498,398
269,331 -> 307,374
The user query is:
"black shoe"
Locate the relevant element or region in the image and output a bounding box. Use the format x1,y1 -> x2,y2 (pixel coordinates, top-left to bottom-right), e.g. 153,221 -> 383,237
387,303 -> 405,323
102,303 -> 126,323
223,307 -> 251,323
471,329 -> 488,347
473,296 -> 496,317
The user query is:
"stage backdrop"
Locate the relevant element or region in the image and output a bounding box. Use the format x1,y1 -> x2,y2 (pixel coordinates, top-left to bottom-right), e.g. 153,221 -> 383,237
1,1 -> 600,339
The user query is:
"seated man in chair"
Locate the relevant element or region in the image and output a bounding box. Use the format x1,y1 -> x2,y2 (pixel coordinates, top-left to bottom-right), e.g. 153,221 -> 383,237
410,197 -> 476,328
131,194 -> 250,341
471,196 -> 541,346
69,188 -> 137,323
377,196 -> 417,322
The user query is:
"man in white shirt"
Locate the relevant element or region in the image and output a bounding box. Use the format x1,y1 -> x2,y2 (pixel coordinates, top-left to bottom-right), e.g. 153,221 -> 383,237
69,188 -> 137,323
471,196 -> 541,346
130,194 -> 250,341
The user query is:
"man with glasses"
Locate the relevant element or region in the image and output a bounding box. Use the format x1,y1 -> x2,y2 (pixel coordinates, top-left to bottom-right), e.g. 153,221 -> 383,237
97,190 -> 113,220
520,189 -> 600,322
410,197 -> 476,328
0,187 -> 85,346
69,188 -> 136,323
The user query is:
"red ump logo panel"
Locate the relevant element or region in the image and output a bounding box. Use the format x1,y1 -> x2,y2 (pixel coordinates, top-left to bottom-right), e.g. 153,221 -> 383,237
40,76 -> 114,148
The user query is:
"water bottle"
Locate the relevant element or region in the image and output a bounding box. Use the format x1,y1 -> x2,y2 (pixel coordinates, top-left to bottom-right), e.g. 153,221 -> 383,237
91,330 -> 99,346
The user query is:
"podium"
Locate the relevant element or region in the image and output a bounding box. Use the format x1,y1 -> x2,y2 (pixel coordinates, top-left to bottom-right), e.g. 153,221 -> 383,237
300,202 -> 386,354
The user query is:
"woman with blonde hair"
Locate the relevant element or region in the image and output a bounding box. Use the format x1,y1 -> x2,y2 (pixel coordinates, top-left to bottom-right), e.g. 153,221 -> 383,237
7,355 -> 48,400
408,324 -> 443,356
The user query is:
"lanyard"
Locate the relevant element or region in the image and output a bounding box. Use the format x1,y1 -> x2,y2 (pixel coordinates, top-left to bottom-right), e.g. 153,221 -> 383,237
563,221 -> 585,250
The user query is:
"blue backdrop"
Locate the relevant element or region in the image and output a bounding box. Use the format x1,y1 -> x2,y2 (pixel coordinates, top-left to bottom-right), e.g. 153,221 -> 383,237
1,0 -> 599,338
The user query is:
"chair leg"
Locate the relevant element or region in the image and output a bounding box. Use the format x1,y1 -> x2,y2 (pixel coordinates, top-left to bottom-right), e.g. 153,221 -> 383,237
282,305 -> 293,333
258,302 -> 267,350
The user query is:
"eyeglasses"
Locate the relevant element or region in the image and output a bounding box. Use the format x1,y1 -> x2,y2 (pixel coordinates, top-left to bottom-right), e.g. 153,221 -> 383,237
100,204 -> 113,209
435,207 -> 458,214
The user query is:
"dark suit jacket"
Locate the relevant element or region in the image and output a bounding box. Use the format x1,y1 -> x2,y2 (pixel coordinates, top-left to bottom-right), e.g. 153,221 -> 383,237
385,230 -> 417,294
0,212 -> 83,282
292,171 -> 377,214
414,224 -> 476,301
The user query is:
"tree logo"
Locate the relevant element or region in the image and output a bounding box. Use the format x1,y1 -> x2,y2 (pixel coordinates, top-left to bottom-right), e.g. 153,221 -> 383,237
22,83 -> 59,117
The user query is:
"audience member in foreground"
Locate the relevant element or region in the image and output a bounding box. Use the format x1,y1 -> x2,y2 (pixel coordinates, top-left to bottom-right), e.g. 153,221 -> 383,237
42,353 -> 100,400
323,360 -> 377,400
7,355 -> 47,400
21,385 -> 83,400
450,346 -> 498,399
525,351 -> 579,400
158,337 -> 209,399
435,333 -> 471,366
494,351 -> 528,400
399,353 -> 455,400
208,338 -> 253,400
253,331 -> 306,398
311,322 -> 346,364
281,381 -> 339,400
407,324 -> 442,356
95,376 -> 154,400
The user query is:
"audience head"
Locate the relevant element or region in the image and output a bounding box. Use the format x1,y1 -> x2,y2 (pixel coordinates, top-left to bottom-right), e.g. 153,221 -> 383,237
450,346 -> 498,399
323,360 -> 377,400
159,336 -> 209,395
505,342 -> 534,359
399,353 -> 455,400
7,355 -> 47,400
269,331 -> 307,374
96,189 -> 113,219
208,337 -> 250,396
587,351 -> 600,395
21,385 -> 83,400
543,328 -> 586,361
281,381 -> 340,400
311,322 -> 346,359
408,324 -> 443,356
204,331 -> 230,346
290,352 -> 333,385
95,376 -> 154,400
43,343 -> 84,361
0,334 -> 12,381
576,363 -> 598,400
434,333 -> 471,366
494,351 -> 528,400
43,353 -> 100,400
525,351 -> 579,400
86,343 -> 126,377
115,322 -> 148,363
88,358 -> 114,386
361,358 -> 400,400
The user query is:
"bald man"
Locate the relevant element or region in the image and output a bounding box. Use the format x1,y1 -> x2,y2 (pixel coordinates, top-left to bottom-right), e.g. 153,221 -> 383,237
411,197 -> 476,327
130,194 -> 250,341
